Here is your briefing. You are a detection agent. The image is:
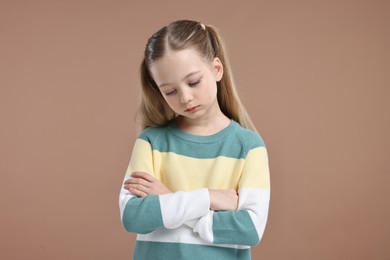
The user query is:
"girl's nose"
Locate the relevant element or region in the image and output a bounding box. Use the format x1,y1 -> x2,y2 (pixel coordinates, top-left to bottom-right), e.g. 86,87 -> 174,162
180,90 -> 193,103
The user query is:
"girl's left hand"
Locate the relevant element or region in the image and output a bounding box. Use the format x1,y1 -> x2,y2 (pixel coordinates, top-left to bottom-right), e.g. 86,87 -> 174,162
124,172 -> 172,197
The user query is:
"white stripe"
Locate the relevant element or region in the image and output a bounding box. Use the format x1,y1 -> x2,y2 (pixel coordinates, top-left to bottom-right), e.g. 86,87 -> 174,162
191,211 -> 214,243
136,226 -> 250,249
159,188 -> 210,229
238,188 -> 270,241
119,176 -> 134,221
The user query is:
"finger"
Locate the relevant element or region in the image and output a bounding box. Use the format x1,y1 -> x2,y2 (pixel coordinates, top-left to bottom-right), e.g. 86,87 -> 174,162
124,182 -> 150,193
131,172 -> 156,182
124,176 -> 152,185
128,187 -> 147,198
125,177 -> 152,187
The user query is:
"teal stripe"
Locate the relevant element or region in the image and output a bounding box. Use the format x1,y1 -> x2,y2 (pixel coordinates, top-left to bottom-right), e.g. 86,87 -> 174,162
213,210 -> 259,246
133,241 -> 250,260
139,120 -> 265,159
122,195 -> 164,234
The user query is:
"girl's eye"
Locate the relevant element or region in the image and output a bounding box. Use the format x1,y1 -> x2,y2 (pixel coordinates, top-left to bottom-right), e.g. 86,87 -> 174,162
189,79 -> 201,87
165,90 -> 176,96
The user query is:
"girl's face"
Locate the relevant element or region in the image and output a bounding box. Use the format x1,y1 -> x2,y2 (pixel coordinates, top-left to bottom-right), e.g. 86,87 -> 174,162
150,48 -> 223,122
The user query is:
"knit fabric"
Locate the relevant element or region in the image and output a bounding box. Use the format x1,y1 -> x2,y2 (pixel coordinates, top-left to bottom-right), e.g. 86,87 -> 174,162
119,120 -> 270,260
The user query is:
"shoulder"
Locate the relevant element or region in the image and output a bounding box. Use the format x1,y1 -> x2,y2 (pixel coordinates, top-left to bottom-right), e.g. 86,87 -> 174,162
232,121 -> 266,150
137,124 -> 168,143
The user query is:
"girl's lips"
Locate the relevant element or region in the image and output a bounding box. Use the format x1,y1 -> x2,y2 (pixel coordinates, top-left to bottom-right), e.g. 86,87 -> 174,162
185,105 -> 200,113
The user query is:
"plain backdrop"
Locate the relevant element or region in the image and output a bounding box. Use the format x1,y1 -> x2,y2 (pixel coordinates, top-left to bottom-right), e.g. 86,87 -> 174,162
1,1 -> 389,259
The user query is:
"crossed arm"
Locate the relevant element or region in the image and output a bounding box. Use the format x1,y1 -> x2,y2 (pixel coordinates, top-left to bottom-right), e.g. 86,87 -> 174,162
123,171 -> 239,211
120,139 -> 270,246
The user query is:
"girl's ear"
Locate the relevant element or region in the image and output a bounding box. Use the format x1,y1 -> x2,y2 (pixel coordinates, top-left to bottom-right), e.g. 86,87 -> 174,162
213,57 -> 224,82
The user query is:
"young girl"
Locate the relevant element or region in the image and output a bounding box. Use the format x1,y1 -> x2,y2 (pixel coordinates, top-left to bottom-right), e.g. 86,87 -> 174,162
119,20 -> 270,260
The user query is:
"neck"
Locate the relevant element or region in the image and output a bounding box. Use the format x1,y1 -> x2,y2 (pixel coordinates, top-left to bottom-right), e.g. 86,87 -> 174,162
177,111 -> 230,136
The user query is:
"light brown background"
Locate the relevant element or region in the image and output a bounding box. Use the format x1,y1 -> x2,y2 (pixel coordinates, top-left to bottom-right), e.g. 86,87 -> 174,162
1,1 -> 389,259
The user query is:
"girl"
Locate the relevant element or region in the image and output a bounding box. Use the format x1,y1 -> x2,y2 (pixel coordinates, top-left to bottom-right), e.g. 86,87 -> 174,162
119,20 -> 270,260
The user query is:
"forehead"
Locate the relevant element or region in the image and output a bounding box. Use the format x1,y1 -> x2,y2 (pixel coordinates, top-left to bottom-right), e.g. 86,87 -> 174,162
149,49 -> 210,84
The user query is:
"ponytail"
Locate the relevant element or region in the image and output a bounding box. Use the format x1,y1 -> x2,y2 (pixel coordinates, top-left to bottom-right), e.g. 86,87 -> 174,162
205,25 -> 258,132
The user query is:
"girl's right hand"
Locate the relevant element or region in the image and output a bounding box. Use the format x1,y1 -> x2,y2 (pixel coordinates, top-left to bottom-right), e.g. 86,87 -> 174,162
124,172 -> 172,197
208,189 -> 238,211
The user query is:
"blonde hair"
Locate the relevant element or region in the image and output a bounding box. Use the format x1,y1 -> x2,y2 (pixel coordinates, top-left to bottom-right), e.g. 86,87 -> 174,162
138,20 -> 257,132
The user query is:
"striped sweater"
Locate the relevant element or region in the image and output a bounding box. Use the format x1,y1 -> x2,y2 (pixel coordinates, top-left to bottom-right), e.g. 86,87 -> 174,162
119,120 -> 270,260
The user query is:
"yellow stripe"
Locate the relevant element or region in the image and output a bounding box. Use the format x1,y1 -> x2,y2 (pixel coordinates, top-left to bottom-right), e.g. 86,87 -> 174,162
126,139 -> 156,177
126,139 -> 270,191
239,147 -> 270,190
154,152 -> 245,191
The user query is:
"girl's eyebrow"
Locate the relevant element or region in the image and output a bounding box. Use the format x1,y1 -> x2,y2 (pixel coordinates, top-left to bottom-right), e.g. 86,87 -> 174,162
158,71 -> 201,88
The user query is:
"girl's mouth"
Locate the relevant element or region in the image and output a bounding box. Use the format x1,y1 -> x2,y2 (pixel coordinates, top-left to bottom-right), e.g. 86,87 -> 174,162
185,106 -> 200,113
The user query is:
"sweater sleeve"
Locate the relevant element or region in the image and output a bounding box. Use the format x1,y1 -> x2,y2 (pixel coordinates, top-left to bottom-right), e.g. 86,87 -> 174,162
119,138 -> 211,234
185,146 -> 270,246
